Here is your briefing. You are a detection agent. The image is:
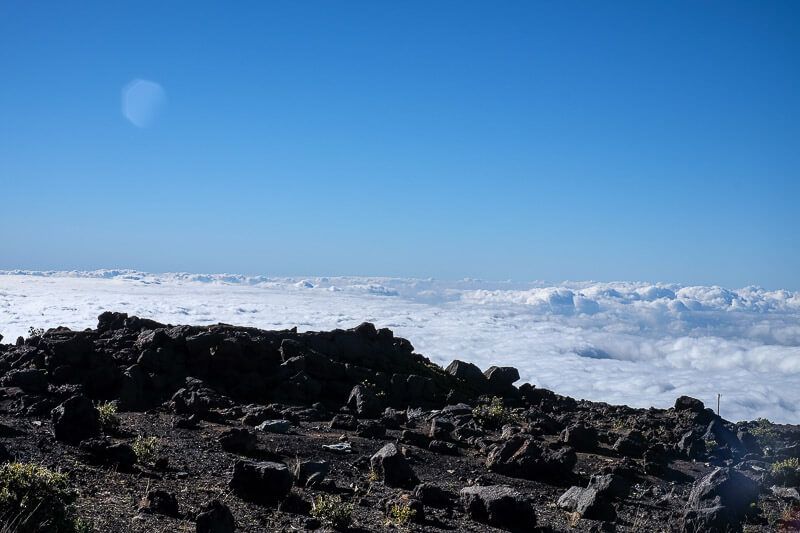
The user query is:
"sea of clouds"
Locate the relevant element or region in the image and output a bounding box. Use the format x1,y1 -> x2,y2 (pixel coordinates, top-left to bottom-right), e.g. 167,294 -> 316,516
1,270 -> 799,423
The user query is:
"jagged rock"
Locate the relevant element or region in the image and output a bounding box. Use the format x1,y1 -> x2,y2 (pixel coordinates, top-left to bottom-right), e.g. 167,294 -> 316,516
613,430 -> 646,458
483,366 -> 520,393
79,438 -> 136,469
562,423 -> 598,451
428,440 -> 459,455
255,419 -> 290,434
675,396 -> 705,412
139,489 -> 180,517
0,442 -> 11,463
487,436 -> 576,480
643,443 -> 669,476
196,499 -> 236,533
400,430 -> 431,448
429,417 -> 455,441
460,485 -> 536,530
51,394 -> 100,444
445,360 -> 488,390
557,474 -> 629,521
381,408 -> 407,429
682,467 -> 759,532
293,460 -> 329,487
218,428 -> 257,455
678,429 -> 706,460
704,419 -> 746,455
346,384 -> 382,418
330,414 -> 358,430
229,460 -> 292,504
356,421 -> 386,439
1,368 -> 48,393
370,443 -> 418,488
413,483 -> 455,508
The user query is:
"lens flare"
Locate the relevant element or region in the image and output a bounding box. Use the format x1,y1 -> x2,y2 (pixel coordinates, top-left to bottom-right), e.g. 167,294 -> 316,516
122,79 -> 166,128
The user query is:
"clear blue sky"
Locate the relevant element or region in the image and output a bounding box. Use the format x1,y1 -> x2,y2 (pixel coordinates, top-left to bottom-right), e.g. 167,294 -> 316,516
1,1 -> 798,289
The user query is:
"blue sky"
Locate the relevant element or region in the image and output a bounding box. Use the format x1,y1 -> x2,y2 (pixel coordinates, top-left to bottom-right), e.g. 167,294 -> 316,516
1,1 -> 798,289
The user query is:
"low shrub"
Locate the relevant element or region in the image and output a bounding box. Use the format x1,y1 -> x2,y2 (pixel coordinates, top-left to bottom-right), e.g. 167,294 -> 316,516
0,462 -> 87,533
96,402 -> 120,433
310,494 -> 354,530
132,436 -> 159,466
771,458 -> 800,486
386,502 -> 416,526
472,397 -> 519,429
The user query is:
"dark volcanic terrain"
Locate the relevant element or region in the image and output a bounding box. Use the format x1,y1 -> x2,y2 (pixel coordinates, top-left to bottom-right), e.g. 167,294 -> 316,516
0,312 -> 798,532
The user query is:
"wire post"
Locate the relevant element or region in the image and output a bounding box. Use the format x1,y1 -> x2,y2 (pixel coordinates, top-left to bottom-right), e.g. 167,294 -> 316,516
717,394 -> 720,416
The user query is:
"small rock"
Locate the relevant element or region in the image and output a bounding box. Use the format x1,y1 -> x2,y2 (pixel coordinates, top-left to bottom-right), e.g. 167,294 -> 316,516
674,396 -> 705,412
428,440 -> 459,455
196,499 -> 235,533
413,483 -> 455,508
255,419 -> 291,434
79,438 -> 136,469
483,366 -> 520,393
346,384 -> 382,418
139,489 -> 179,517
329,414 -> 358,430
293,460 -> 329,487
218,428 -> 257,455
562,423 -> 598,451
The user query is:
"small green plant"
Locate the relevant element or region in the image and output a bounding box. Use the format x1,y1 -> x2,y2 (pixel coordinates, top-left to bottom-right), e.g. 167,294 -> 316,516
0,462 -> 86,533
704,439 -> 717,454
27,326 -> 45,338
97,402 -> 120,433
750,418 -> 780,445
472,397 -> 519,429
386,502 -> 416,527
367,468 -> 380,483
311,494 -> 354,530
771,458 -> 800,486
132,436 -> 160,466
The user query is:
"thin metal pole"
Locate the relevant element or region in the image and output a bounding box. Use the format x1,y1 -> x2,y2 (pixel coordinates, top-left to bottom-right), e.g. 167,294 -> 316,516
717,394 -> 720,417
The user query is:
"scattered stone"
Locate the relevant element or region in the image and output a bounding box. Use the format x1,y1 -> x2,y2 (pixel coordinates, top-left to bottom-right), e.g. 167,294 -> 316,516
139,489 -> 180,517
674,396 -> 705,413
79,438 -> 136,469
682,467 -> 759,532
1,368 -> 48,393
413,483 -> 455,508
322,442 -> 352,454
218,428 -> 257,455
293,460 -> 329,487
346,384 -> 382,418
370,443 -> 419,488
329,414 -> 358,430
229,460 -> 292,504
557,474 -> 629,521
445,360 -> 488,390
562,423 -> 598,451
487,436 -> 576,480
51,394 -> 100,444
428,440 -> 459,455
355,421 -> 386,439
255,419 -> 290,434
460,484 -> 536,530
196,499 -> 235,533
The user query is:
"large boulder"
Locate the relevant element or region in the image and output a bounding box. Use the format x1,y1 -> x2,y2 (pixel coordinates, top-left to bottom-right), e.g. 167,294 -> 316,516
460,485 -> 536,530
483,366 -> 520,393
218,428 -> 257,455
79,438 -> 136,469
51,394 -> 100,444
445,360 -> 488,391
346,384 -> 382,418
487,436 -> 576,480
370,443 -> 419,488
229,460 -> 292,504
138,489 -> 180,517
557,474 -> 629,521
682,467 -> 759,532
674,396 -> 705,412
1,368 -> 48,393
561,423 -> 599,452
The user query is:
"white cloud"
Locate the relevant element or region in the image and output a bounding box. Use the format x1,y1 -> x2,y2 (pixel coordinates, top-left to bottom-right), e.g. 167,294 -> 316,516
1,270 -> 799,423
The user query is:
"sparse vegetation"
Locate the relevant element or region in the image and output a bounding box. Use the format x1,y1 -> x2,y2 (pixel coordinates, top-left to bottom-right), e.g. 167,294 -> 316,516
770,458 -> 800,486
750,418 -> 780,445
367,468 -> 380,483
310,494 -> 354,530
386,502 -> 416,527
0,462 -> 86,533
96,402 -> 120,433
472,396 -> 519,429
132,436 -> 160,466
27,326 -> 45,338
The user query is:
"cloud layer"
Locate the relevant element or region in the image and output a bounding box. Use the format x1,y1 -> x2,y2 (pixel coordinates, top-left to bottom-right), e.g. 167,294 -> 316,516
1,270 -> 799,423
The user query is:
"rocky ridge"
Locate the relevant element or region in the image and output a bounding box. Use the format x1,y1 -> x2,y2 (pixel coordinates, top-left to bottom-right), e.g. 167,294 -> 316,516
0,312 -> 798,532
